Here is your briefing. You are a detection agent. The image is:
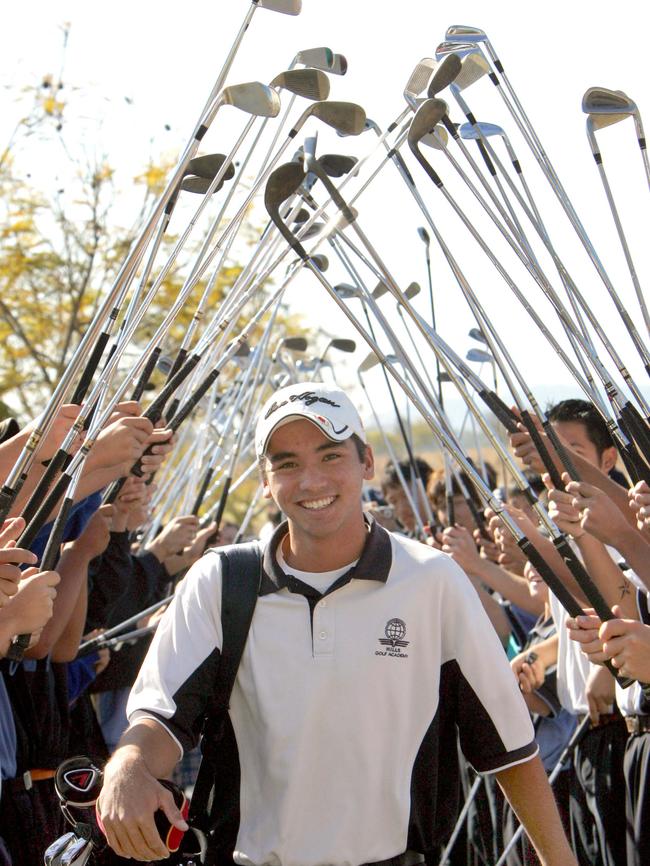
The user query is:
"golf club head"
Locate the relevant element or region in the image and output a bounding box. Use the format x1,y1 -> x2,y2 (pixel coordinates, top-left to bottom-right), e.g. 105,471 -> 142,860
358,351 -> 380,373
334,282 -> 362,299
222,82 -> 281,117
187,153 -> 235,181
270,68 -> 330,101
309,101 -> 367,136
420,125 -> 449,150
44,832 -> 77,866
310,254 -> 329,271
459,121 -> 504,140
404,281 -> 421,300
293,207 -> 310,224
428,54 -> 462,96
299,221 -> 326,239
408,99 -> 449,148
157,354 -> 175,376
435,41 -> 480,61
258,0 -> 301,14
417,226 -> 430,245
55,756 -> 103,810
295,47 -> 334,71
331,54 -> 348,76
59,836 -> 92,866
466,347 -> 493,363
403,58 -> 437,104
582,87 -> 636,130
283,336 -> 308,352
468,327 -> 487,344
372,280 -> 389,299
265,161 -> 307,219
445,25 -> 488,44
318,153 -> 359,177
331,338 -> 356,353
180,175 -> 229,194
438,371 -> 452,382
452,53 -> 491,92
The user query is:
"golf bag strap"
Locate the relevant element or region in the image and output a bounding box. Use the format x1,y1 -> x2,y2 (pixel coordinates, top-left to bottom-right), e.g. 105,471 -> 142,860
187,542 -> 262,831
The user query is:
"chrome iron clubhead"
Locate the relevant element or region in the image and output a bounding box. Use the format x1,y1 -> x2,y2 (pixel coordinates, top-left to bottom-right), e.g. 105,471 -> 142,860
452,53 -> 491,92
427,54 -> 462,97
270,68 -> 330,101
467,348 -> 493,363
445,25 -> 488,44
221,82 -> 281,117
44,832 -> 76,865
403,58 -> 437,105
295,46 -> 334,71
258,0 -> 302,15
583,86 -> 637,130
59,836 -> 93,866
187,153 -> 235,181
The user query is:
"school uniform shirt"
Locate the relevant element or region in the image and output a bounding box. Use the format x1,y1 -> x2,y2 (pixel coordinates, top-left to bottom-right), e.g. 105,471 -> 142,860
549,592 -> 597,715
128,520 -> 537,866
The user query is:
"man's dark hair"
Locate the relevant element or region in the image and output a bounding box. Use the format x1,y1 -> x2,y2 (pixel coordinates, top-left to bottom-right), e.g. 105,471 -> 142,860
427,461 -> 497,512
381,457 -> 432,491
547,399 -> 614,457
350,433 -> 368,462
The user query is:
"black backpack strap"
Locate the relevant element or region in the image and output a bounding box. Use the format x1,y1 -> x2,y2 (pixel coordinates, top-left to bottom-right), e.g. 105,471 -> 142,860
187,542 -> 262,835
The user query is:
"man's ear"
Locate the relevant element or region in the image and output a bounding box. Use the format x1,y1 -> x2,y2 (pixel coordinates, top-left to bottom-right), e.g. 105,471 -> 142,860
363,445 -> 375,481
259,463 -> 273,500
600,446 -> 618,474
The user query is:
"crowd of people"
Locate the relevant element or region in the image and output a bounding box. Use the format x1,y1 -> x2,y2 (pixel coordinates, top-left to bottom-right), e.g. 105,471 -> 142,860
0,383 -> 649,866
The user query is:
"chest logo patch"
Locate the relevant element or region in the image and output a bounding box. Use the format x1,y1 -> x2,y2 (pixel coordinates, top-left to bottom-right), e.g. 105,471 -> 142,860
375,618 -> 409,658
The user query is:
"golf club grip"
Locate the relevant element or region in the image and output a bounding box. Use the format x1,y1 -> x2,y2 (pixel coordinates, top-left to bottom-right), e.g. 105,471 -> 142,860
192,468 -> 214,516
130,347 -> 161,402
169,369 -> 221,434
446,492 -> 455,527
166,347 -> 189,386
475,139 -> 497,177
478,390 -> 519,434
18,471 -> 72,551
519,411 -> 564,490
518,537 -> 583,618
41,496 -> 73,571
143,353 -> 201,426
466,496 -> 489,538
165,397 -> 181,425
543,421 -> 580,482
0,486 -> 16,524
205,476 -> 232,546
621,443 -> 650,486
21,448 -> 71,525
102,476 -> 126,505
553,536 -> 612,622
70,331 -> 111,405
620,404 -> 650,467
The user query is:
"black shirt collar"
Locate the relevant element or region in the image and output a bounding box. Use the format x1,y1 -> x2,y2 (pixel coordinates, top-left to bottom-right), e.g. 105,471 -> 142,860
259,515 -> 393,596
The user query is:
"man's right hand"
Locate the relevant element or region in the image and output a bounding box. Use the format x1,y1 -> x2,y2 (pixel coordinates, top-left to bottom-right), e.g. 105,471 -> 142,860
98,747 -> 188,861
0,568 -> 60,653
0,517 -> 38,606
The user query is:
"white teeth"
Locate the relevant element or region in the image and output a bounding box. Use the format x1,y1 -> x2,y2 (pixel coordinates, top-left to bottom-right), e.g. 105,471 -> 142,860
302,496 -> 335,510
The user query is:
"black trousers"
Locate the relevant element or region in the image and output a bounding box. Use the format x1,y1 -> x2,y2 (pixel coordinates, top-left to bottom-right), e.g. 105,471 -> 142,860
623,731 -> 650,866
0,778 -> 67,866
569,719 -> 627,866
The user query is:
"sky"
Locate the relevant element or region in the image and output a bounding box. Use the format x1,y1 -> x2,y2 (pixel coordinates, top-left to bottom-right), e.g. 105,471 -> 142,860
1,0 -> 648,433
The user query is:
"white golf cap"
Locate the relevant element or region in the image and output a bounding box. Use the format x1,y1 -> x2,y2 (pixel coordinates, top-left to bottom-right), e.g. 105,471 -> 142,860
256,382 -> 366,459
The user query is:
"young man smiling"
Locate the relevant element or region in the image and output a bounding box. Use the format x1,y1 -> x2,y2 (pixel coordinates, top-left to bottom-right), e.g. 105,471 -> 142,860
97,382 -> 577,866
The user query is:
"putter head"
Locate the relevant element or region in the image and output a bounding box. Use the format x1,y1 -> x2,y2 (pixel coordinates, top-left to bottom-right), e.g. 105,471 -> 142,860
466,347 -> 493,363
428,54 -> 462,96
452,53 -> 491,92
403,58 -> 437,105
404,281 -> 421,301
408,99 -> 449,149
468,326 -> 487,344
187,153 -> 236,181
445,25 -> 488,44
309,101 -> 367,136
460,121 -> 504,140
270,68 -> 330,101
44,832 -> 76,866
318,153 -> 358,177
222,82 -> 281,117
331,54 -> 348,75
417,226 -> 430,245
295,46 -> 334,71
258,0 -> 302,14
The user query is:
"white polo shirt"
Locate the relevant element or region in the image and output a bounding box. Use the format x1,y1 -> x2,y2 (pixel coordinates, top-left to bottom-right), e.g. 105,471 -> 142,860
128,520 -> 537,866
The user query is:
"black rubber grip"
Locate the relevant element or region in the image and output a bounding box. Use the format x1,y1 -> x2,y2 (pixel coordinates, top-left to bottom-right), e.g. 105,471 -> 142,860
19,470 -> 73,551
446,493 -> 456,527
479,390 -> 519,434
204,476 -> 232,547
520,410 -> 563,490
519,537 -> 583,617
0,487 -> 16,524
142,353 -> 201,426
21,448 -> 71,525
620,403 -> 650,466
70,331 -> 111,405
543,421 -> 580,482
167,347 -> 188,385
170,369 -> 220,433
476,139 -> 496,176
4,633 -> 31,662
41,496 -> 74,571
131,347 -> 162,402
192,467 -> 214,517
